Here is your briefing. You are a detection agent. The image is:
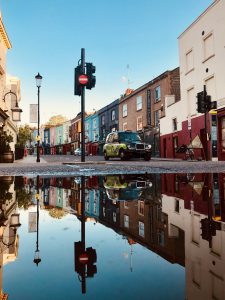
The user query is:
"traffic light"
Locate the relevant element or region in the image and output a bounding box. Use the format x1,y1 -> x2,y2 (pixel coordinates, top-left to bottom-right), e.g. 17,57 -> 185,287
86,63 -> 96,90
74,65 -> 82,96
74,241 -> 85,275
200,218 -> 217,241
197,91 -> 206,113
86,247 -> 97,277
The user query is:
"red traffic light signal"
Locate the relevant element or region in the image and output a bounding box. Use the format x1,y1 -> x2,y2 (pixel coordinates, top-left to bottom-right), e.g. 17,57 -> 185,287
79,75 -> 88,85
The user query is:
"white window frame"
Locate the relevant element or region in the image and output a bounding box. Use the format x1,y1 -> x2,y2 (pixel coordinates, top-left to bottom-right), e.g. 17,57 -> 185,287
172,117 -> 177,131
122,104 -> 127,117
124,215 -> 129,228
203,32 -> 214,63
155,86 -> 161,102
137,116 -> 143,131
111,110 -> 115,121
136,95 -> 142,111
123,122 -> 127,131
139,221 -> 145,237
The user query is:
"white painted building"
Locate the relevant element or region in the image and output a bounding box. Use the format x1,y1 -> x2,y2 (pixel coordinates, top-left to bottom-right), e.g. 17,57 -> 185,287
162,193 -> 225,300
160,0 -> 225,160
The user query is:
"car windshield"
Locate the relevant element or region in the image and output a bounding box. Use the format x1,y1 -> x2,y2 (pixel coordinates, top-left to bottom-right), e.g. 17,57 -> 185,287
119,132 -> 141,142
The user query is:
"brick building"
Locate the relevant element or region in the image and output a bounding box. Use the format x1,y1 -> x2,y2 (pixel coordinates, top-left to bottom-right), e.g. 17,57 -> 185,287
119,68 -> 180,156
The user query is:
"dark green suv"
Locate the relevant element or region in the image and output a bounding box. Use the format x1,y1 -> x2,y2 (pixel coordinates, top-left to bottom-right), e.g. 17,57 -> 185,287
103,131 -> 152,161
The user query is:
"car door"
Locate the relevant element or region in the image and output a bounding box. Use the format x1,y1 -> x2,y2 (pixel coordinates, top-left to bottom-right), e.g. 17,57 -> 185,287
105,134 -> 113,156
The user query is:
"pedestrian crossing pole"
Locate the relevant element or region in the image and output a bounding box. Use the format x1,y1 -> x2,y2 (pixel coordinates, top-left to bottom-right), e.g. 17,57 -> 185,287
81,48 -> 86,163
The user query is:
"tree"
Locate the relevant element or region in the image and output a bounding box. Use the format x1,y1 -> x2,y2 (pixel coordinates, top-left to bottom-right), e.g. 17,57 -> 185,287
17,124 -> 32,147
46,115 -> 68,127
0,131 -> 13,154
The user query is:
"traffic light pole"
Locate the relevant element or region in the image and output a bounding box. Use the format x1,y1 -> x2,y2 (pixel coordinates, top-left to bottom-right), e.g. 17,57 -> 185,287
81,175 -> 86,293
81,48 -> 85,163
204,85 -> 209,161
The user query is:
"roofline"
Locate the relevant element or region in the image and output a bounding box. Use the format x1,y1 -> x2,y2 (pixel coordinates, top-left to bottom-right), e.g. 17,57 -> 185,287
178,0 -> 219,39
120,67 -> 179,104
0,17 -> 12,49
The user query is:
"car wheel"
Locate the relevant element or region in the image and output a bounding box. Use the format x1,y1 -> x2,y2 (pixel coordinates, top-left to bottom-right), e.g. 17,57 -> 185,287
119,149 -> 126,161
144,153 -> 151,161
104,151 -> 109,161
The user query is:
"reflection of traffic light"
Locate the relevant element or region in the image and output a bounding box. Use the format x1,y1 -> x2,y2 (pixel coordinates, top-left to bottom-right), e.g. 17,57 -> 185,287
86,63 -> 96,90
74,241 -> 85,275
74,65 -> 82,96
200,218 -> 217,241
86,247 -> 97,277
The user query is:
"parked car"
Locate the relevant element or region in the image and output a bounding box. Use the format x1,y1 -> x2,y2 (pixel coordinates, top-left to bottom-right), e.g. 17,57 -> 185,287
103,131 -> 152,161
74,148 -> 88,156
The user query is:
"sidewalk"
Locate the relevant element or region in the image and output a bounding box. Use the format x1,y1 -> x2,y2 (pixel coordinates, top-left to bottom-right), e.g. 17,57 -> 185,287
15,155 -> 47,164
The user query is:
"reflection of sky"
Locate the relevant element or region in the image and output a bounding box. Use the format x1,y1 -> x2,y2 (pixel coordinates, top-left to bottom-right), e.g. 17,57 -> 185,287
3,207 -> 184,300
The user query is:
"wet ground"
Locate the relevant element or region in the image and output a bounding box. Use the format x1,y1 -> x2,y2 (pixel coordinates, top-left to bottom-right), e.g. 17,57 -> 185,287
0,155 -> 225,176
0,173 -> 224,299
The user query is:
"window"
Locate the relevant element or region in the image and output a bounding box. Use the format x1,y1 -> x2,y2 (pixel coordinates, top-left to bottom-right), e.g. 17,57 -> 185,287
139,222 -> 145,237
157,230 -> 165,246
173,136 -> 178,151
138,200 -> 144,216
123,122 -> 127,131
137,116 -> 143,131
101,115 -> 105,125
155,86 -> 161,102
93,118 -> 97,129
205,76 -> 216,102
186,49 -> 194,73
172,118 -> 177,131
175,199 -> 180,213
136,95 -> 142,111
154,110 -> 160,126
203,33 -> 214,61
111,110 -> 115,121
187,87 -> 196,116
122,104 -> 127,117
113,212 -> 117,223
124,215 -> 129,228
85,123 -> 89,131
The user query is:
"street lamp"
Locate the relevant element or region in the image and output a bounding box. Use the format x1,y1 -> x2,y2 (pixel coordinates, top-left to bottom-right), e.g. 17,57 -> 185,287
1,213 -> 21,248
3,90 -> 22,122
33,175 -> 41,266
35,73 -> 43,163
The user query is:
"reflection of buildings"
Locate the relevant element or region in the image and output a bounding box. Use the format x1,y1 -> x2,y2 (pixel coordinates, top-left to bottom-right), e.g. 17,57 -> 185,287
0,177 -> 20,299
161,173 -> 225,300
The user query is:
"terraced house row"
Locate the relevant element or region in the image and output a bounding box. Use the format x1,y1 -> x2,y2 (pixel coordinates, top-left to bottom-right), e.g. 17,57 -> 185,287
39,0 -> 225,161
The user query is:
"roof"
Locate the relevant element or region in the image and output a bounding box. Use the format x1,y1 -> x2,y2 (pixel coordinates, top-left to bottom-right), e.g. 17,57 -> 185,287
0,15 -> 12,49
178,0 -> 219,39
119,67 -> 179,104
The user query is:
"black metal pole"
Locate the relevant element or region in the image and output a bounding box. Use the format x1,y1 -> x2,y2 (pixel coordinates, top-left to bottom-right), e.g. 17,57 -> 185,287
81,48 -> 85,163
204,85 -> 208,161
37,86 -> 40,163
81,175 -> 86,293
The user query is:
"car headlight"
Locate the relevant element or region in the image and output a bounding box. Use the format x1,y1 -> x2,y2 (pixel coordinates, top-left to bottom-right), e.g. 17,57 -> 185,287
145,144 -> 152,150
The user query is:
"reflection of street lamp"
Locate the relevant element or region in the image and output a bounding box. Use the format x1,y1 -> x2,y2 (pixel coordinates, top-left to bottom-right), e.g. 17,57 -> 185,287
34,175 -> 41,266
3,90 -> 22,122
35,73 -> 43,163
1,213 -> 21,248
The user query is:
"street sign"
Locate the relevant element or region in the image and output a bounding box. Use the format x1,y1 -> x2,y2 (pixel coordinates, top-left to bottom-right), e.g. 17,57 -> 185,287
78,75 -> 88,85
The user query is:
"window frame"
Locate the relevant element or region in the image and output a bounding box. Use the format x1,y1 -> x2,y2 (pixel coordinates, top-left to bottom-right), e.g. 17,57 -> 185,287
136,95 -> 142,111
155,86 -> 161,102
122,103 -> 128,117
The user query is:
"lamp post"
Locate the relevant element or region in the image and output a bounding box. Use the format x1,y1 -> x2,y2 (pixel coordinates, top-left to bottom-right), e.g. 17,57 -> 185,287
34,175 -> 41,266
35,73 -> 43,163
3,90 -> 22,122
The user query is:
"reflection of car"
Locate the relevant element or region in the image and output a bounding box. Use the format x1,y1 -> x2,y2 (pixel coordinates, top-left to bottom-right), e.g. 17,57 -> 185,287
103,175 -> 152,201
103,131 -> 151,161
74,148 -> 88,156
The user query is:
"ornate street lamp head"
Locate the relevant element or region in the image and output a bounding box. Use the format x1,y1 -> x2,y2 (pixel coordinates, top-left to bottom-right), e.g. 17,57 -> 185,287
35,73 -> 43,88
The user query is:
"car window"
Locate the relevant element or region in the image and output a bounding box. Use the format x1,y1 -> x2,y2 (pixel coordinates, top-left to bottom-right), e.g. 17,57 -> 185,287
112,132 -> 118,143
119,132 -> 141,142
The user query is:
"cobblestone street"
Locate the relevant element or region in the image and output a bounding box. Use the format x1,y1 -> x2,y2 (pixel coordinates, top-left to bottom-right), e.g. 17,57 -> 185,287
0,155 -> 225,176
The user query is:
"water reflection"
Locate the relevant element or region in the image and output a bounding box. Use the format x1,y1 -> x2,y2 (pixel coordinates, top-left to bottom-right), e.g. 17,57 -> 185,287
0,173 -> 225,299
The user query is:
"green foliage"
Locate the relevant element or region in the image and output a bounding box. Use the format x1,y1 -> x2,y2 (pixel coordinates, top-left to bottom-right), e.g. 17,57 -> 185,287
46,115 -> 68,126
0,180 -> 13,203
0,131 -> 13,154
17,124 -> 32,147
16,188 -> 33,210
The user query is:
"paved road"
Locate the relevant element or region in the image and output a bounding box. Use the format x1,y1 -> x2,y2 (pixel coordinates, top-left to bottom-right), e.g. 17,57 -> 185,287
0,154 -> 225,176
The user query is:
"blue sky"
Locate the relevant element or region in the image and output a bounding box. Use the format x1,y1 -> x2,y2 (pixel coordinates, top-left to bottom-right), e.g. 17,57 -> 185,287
1,0 -> 212,124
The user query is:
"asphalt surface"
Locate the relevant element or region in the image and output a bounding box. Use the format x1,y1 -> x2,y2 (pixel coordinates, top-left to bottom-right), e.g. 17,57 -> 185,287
0,155 -> 225,176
